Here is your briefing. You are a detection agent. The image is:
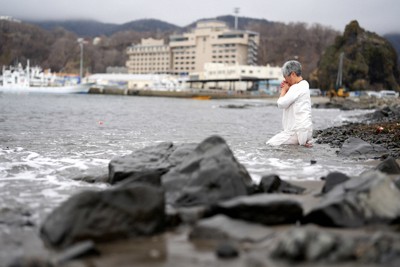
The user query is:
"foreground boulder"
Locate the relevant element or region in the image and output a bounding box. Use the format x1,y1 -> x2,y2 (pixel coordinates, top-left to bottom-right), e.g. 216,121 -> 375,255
162,135 -> 254,207
40,184 -> 165,248
108,142 -> 197,184
304,171 -> 400,227
338,137 -> 389,159
108,135 -> 254,208
320,171 -> 350,194
375,156 -> 400,174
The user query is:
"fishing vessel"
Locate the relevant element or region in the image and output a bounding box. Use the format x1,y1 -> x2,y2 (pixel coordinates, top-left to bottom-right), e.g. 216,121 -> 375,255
0,61 -> 91,94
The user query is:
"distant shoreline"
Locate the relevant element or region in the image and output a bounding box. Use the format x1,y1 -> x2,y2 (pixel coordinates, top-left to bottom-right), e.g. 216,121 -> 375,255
88,87 -> 275,99
88,87 -> 330,103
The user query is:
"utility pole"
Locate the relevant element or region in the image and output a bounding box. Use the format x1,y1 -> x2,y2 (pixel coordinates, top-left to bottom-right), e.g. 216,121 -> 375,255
234,7 -> 240,30
336,52 -> 344,89
77,38 -> 85,83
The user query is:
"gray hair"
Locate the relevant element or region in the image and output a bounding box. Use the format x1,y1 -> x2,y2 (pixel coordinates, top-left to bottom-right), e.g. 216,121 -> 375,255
282,60 -> 302,77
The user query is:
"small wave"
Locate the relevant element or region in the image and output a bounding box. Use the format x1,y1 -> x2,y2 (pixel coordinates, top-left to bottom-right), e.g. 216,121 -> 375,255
234,143 -> 372,183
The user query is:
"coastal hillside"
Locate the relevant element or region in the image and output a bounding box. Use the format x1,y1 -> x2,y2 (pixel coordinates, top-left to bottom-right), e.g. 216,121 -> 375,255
317,21 -> 400,91
28,17 -> 400,60
1,16 -> 399,86
30,19 -> 180,36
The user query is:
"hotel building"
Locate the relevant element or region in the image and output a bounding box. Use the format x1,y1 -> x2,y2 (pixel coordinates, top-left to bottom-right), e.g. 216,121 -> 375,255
126,38 -> 171,74
126,20 -> 260,75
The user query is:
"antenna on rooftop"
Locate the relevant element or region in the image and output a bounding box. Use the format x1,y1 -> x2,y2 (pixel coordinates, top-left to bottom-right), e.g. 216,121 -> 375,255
234,7 -> 240,30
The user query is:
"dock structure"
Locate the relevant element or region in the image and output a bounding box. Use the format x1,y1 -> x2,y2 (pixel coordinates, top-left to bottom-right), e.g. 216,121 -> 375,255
187,77 -> 277,91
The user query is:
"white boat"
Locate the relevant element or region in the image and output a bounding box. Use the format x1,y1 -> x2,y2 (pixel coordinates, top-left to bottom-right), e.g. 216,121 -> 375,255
0,83 -> 91,94
0,61 -> 91,94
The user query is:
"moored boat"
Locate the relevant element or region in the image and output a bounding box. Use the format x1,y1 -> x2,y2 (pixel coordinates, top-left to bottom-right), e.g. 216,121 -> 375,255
0,61 -> 90,94
0,83 -> 91,94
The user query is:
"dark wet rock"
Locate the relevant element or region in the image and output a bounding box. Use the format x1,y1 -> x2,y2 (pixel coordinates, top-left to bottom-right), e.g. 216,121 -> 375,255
40,184 -> 165,248
303,171 -> 400,227
315,103 -> 400,159
355,232 -> 400,264
364,104 -> 400,123
8,257 -> 54,267
72,173 -> 109,183
56,240 -> 99,264
219,104 -> 250,109
108,142 -> 197,184
375,156 -> 400,174
321,171 -> 350,194
166,205 -> 208,226
165,205 -> 181,228
272,227 -> 400,264
0,207 -> 34,227
162,135 -> 254,207
108,142 -> 173,184
215,242 -> 239,258
116,170 -> 164,187
312,100 -> 345,109
271,227 -> 355,262
209,194 -> 303,225
258,174 -> 305,194
167,143 -> 199,166
338,137 -> 389,159
189,215 -> 274,242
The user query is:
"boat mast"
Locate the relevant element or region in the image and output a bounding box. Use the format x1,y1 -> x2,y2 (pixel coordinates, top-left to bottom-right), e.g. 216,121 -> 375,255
77,38 -> 85,84
27,59 -> 30,87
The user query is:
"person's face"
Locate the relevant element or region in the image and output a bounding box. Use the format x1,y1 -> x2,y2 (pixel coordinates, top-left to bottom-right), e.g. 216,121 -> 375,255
284,72 -> 294,85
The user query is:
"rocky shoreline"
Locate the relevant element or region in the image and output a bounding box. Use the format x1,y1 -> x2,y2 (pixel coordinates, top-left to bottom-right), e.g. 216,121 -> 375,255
4,96 -> 400,267
314,97 -> 400,159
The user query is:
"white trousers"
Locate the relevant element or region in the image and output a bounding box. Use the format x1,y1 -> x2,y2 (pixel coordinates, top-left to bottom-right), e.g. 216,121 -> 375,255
266,130 -> 312,146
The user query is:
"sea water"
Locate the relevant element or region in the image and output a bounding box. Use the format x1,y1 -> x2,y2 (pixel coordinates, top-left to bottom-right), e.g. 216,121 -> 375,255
0,93 -> 373,222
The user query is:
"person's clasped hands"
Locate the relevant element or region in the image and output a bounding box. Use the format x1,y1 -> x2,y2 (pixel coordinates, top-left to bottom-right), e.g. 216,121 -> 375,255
280,80 -> 289,95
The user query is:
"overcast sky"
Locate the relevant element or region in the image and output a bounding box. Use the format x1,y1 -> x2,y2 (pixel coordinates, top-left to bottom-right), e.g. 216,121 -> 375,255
1,0 -> 399,35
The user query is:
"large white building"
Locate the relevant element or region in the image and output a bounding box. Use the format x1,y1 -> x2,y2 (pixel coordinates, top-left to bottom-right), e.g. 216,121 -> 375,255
126,20 -> 260,75
188,63 -> 282,91
203,63 -> 282,80
126,38 -> 171,74
169,20 -> 259,74
122,20 -> 286,92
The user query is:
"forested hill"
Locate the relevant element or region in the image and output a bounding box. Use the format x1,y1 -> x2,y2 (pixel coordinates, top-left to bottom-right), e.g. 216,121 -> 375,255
29,19 -> 181,36
28,16 -> 400,68
29,16 -> 272,37
0,16 -> 339,76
